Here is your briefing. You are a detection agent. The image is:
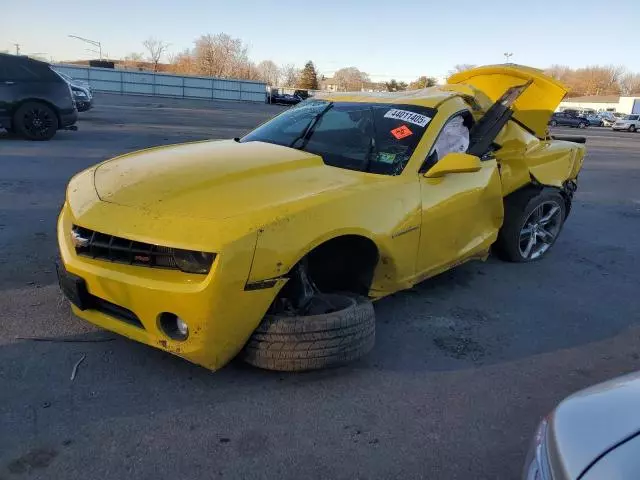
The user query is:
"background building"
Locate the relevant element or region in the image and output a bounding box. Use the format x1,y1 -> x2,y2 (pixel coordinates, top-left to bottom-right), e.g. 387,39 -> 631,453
559,95 -> 640,114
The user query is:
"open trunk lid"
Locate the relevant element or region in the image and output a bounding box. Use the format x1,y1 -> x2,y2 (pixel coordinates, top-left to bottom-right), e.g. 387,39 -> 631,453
447,64 -> 568,139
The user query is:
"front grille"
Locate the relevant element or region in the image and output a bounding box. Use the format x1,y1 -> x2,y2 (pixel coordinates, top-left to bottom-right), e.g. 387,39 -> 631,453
72,225 -> 178,270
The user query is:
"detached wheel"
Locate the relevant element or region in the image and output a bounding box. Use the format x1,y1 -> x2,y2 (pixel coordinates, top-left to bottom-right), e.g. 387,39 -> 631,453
240,294 -> 375,371
13,102 -> 58,140
495,188 -> 567,263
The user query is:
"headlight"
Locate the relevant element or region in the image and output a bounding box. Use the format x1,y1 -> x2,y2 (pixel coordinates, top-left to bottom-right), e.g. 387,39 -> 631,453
73,89 -> 88,98
172,249 -> 215,274
522,418 -> 552,480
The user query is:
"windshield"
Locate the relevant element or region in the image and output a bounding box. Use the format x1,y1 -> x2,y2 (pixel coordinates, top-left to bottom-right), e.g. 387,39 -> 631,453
241,100 -> 436,175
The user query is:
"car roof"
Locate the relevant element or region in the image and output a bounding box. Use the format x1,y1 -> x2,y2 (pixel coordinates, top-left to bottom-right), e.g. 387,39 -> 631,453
0,52 -> 49,67
314,86 -> 457,108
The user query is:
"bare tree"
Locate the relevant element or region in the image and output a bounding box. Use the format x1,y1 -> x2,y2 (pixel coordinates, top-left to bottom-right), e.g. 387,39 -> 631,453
123,52 -> 144,70
168,49 -> 196,75
333,67 -> 370,91
449,64 -> 476,76
193,33 -> 252,79
142,37 -> 169,72
620,72 -> 640,95
279,63 -> 300,87
257,60 -> 280,86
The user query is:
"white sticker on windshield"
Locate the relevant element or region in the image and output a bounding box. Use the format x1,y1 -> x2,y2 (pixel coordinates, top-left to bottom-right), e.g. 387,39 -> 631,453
384,109 -> 431,127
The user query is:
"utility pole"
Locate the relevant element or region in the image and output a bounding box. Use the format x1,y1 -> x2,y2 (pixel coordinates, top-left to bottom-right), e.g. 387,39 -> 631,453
68,35 -> 102,60
504,52 -> 513,63
13,43 -> 20,55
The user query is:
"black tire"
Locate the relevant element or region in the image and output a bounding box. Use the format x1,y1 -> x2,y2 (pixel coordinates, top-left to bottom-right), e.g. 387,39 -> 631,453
630,125 -> 637,133
494,188 -> 567,263
13,102 -> 58,140
550,120 -> 557,127
240,294 -> 375,372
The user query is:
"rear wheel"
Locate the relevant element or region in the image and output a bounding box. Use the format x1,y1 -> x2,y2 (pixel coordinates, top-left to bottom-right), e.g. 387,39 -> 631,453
494,188 -> 567,263
550,120 -> 557,127
13,102 -> 58,140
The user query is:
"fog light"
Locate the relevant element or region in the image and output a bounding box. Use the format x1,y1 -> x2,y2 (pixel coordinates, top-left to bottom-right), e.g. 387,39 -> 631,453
158,312 -> 189,341
176,317 -> 189,337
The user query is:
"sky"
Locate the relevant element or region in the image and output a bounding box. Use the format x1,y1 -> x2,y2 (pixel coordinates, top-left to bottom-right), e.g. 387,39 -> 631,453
2,0 -> 639,81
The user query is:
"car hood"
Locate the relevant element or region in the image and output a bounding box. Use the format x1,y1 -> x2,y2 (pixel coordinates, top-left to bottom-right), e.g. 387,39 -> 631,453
447,64 -> 568,138
547,371 -> 640,479
93,140 -> 362,221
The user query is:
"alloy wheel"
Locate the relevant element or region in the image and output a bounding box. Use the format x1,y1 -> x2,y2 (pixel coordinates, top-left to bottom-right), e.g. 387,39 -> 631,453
23,107 -> 54,138
519,201 -> 563,260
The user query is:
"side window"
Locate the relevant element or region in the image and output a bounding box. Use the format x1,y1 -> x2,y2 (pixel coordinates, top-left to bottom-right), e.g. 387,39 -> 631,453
423,112 -> 472,171
4,59 -> 43,82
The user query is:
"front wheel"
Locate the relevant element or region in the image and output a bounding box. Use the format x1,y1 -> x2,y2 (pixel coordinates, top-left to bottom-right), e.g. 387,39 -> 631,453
578,122 -> 587,129
494,188 -> 567,263
240,294 -> 375,371
630,125 -> 637,132
13,102 -> 58,140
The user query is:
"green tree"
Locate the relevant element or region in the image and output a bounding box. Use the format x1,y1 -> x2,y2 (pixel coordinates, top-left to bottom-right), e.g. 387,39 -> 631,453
297,61 -> 319,89
408,76 -> 437,89
385,79 -> 407,92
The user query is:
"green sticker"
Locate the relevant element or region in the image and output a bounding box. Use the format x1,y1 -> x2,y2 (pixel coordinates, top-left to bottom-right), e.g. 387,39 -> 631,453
377,152 -> 396,164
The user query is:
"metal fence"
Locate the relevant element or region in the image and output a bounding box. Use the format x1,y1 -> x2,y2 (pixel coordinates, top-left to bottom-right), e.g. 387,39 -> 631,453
53,64 -> 267,103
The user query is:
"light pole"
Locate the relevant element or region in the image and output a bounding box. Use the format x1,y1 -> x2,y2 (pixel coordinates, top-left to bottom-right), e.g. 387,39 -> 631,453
68,35 -> 102,60
504,52 -> 513,63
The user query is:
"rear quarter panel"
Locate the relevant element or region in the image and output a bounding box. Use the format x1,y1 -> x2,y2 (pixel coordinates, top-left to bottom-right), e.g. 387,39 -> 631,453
496,122 -> 585,195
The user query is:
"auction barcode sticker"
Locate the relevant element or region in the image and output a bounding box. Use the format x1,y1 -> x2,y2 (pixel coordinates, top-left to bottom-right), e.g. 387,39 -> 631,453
383,109 -> 431,127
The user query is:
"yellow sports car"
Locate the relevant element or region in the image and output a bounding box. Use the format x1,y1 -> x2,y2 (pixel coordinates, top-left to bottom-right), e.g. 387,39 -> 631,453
57,65 -> 585,371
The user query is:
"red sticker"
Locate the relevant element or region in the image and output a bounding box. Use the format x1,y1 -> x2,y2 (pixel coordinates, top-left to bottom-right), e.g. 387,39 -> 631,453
390,124 -> 413,139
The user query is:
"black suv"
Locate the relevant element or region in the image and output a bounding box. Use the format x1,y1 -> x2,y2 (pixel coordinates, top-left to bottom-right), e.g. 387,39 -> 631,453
0,53 -> 78,140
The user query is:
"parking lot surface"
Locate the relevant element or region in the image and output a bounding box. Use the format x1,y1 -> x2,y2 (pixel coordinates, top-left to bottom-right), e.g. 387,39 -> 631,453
1,94 -> 639,479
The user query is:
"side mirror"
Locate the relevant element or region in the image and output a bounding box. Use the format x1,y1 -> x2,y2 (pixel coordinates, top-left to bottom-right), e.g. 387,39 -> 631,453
423,152 -> 482,178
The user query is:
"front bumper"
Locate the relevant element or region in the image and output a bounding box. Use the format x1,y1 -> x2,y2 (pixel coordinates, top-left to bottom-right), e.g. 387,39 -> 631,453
57,204 -> 285,370
60,108 -> 78,128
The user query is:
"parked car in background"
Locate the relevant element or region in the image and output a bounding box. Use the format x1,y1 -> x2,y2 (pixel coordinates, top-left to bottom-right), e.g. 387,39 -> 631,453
0,53 -> 77,140
612,114 -> 640,132
549,112 -> 589,128
71,85 -> 92,112
55,71 -> 92,95
586,114 -> 603,127
267,89 -> 303,105
523,371 -> 640,480
598,112 -> 617,127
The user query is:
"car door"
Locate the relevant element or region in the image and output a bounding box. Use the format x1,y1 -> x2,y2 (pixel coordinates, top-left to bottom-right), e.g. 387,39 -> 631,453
0,58 -> 16,126
415,110 -> 503,279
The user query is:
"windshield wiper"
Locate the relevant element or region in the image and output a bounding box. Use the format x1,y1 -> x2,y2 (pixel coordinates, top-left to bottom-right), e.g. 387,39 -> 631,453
289,102 -> 333,149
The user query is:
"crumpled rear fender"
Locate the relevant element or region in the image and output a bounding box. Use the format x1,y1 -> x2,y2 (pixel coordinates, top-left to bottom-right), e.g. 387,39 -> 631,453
496,127 -> 586,195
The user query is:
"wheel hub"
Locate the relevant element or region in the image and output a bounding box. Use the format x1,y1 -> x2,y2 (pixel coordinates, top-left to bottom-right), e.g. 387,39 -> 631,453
518,201 -> 563,260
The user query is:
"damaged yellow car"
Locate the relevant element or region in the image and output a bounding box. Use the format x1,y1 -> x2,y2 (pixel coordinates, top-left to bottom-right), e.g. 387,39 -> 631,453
57,65 -> 585,371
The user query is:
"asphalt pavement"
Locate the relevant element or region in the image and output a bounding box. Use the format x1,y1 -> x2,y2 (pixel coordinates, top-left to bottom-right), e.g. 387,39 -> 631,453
1,94 -> 639,479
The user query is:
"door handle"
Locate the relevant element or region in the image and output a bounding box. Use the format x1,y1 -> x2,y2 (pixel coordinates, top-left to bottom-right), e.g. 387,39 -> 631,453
4,81 -> 15,85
